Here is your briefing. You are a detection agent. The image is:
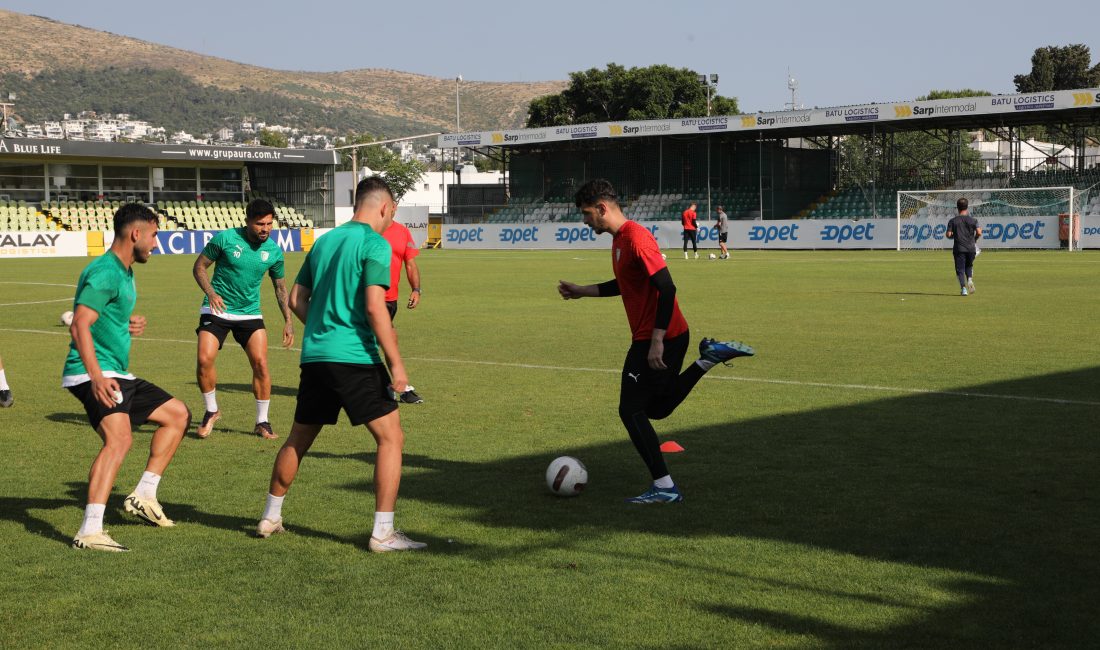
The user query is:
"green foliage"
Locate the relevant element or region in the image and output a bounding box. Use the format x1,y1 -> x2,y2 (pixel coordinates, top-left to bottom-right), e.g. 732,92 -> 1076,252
337,133 -> 426,200
0,67 -> 436,138
258,129 -> 288,148
919,89 -> 992,100
526,63 -> 738,127
1013,44 -> 1100,92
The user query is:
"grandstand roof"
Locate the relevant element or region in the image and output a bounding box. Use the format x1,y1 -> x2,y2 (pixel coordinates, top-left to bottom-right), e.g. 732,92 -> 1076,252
0,138 -> 336,165
438,88 -> 1100,148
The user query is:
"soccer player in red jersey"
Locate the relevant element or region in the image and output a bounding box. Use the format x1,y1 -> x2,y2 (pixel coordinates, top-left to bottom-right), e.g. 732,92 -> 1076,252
681,202 -> 699,259
381,219 -> 424,403
558,179 -> 755,503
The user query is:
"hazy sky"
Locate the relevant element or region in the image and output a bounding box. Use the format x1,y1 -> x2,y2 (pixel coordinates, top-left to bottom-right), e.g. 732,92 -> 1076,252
4,0 -> 1099,116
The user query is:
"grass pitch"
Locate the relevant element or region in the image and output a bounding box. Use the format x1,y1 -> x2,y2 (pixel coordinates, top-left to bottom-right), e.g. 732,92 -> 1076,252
1,248 -> 1098,648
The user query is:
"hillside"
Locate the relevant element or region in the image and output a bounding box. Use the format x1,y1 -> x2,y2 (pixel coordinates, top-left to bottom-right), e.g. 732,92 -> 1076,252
0,10 -> 565,137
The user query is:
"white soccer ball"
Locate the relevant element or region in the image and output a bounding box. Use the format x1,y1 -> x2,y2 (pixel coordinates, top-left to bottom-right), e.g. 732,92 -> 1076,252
546,456 -> 588,497
61,310 -> 74,326
708,253 -> 717,260
661,253 -> 667,260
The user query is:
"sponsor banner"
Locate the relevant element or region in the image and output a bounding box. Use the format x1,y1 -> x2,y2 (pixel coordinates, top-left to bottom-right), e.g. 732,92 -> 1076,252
899,216 -> 1060,249
442,223 -> 614,249
0,231 -> 88,257
442,216 -> 1070,250
1071,215 -> 1100,249
100,229 -> 304,255
437,88 -> 1100,148
396,205 -> 429,247
0,137 -> 336,164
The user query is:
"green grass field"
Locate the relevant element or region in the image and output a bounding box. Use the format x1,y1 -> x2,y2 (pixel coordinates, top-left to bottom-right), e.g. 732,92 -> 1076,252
1,248 -> 1098,649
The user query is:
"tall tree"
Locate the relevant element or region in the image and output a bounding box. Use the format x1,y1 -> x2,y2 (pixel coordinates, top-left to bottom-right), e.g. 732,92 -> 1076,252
525,63 -> 738,127
1014,44 -> 1100,92
258,129 -> 288,148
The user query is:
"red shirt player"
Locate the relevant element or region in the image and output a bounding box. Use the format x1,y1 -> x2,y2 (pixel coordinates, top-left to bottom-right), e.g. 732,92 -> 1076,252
558,180 -> 753,504
681,202 -> 699,258
381,220 -> 424,404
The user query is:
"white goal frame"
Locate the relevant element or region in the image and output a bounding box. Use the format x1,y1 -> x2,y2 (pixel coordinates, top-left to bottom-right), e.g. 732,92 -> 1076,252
896,186 -> 1079,251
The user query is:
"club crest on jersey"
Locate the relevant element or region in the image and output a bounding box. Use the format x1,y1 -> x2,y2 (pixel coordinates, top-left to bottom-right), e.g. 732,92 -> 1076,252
261,251 -> 270,262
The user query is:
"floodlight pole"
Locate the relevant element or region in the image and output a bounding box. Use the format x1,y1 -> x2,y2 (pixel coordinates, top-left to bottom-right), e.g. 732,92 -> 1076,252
699,73 -> 719,223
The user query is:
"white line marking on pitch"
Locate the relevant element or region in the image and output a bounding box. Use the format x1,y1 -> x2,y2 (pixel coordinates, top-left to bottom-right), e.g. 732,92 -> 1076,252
0,281 -> 77,287
1,327 -> 1096,408
0,298 -> 74,307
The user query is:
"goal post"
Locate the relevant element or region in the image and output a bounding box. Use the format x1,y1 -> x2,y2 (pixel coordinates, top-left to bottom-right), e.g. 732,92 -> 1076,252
896,186 -> 1087,251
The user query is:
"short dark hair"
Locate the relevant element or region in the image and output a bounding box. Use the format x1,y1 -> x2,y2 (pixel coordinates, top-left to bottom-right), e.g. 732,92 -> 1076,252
246,199 -> 276,221
354,176 -> 394,209
113,203 -> 157,234
957,197 -> 968,212
574,179 -> 618,208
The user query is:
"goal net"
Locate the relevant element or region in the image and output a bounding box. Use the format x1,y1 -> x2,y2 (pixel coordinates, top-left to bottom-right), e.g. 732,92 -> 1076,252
897,186 -> 1087,251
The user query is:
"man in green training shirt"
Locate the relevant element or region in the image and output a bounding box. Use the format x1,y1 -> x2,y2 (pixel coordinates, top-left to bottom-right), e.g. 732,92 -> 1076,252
65,203 -> 192,552
192,199 -> 294,439
256,176 -> 426,552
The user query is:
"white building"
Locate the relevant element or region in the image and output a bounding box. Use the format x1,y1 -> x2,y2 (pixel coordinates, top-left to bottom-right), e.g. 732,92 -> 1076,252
334,164 -> 506,221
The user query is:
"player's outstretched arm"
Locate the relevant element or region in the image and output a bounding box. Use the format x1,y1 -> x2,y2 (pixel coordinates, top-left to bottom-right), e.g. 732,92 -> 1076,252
70,305 -> 118,408
272,276 -> 294,347
405,258 -> 421,309
366,285 -> 407,394
192,254 -> 225,314
558,280 -> 617,299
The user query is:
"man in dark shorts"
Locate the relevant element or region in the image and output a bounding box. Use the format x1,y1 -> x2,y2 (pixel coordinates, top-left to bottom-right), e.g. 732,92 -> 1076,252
715,205 -> 730,259
381,218 -> 423,404
192,199 -> 294,439
64,204 -> 192,552
682,202 -> 699,259
0,352 -> 12,407
558,179 -> 755,503
946,197 -> 982,296
257,176 -> 426,552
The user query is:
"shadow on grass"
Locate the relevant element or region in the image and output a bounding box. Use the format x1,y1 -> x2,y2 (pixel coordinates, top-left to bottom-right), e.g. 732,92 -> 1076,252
198,381 -> 298,398
315,366 -> 1100,646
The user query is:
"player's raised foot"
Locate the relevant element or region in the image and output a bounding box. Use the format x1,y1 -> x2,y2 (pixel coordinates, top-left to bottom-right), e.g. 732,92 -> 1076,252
967,279 -> 975,293
961,287 -> 968,296
400,387 -> 424,404
196,409 -> 220,438
694,252 -> 699,259
72,530 -> 129,552
254,421 -> 277,439
699,337 -> 755,365
257,518 -> 286,538
124,493 -> 175,527
369,530 -> 427,553
625,484 -> 683,504
0,389 -> 12,408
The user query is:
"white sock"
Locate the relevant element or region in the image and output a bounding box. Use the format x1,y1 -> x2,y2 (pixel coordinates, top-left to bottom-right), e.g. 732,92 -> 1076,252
695,358 -> 717,372
135,471 -> 161,499
262,493 -> 284,522
203,390 -> 218,412
372,511 -> 395,539
0,369 -> 8,390
78,503 -> 106,536
653,475 -> 675,489
256,399 -> 270,423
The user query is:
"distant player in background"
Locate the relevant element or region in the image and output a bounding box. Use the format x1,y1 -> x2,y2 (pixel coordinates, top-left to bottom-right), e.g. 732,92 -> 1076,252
192,199 -> 293,439
946,197 -> 981,296
381,218 -> 424,404
0,353 -> 12,407
682,202 -> 699,259
558,179 -> 755,504
258,176 -> 426,552
715,206 -> 730,259
65,204 -> 192,552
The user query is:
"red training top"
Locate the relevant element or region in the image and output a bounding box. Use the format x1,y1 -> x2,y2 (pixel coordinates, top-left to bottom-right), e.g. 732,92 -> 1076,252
381,221 -> 420,302
612,220 -> 688,341
681,207 -> 698,231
